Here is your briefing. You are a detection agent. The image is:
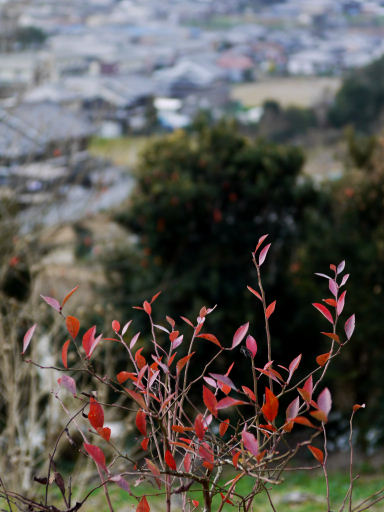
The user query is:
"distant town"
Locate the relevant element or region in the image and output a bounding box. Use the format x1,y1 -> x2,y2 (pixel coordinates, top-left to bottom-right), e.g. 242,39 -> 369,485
1,0 -> 384,212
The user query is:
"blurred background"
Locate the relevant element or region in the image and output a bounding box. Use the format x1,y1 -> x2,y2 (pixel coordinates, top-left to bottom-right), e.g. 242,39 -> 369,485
1,0 -> 384,502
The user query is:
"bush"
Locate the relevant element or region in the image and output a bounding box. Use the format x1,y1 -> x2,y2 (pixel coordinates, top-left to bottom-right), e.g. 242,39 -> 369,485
3,238 -> 384,512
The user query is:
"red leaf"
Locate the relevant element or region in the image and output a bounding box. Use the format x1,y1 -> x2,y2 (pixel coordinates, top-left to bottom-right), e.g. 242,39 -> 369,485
255,234 -> 268,252
112,320 -> 120,333
66,315 -> 80,339
217,397 -> 247,410
219,419 -> 230,437
146,458 -> 160,478
136,496 -> 150,512
231,322 -> 249,349
192,499 -> 199,508
316,352 -> 331,367
196,333 -> 221,347
246,335 -> 257,358
310,410 -> 328,423
61,285 -> 79,308
97,427 -> 111,441
22,324 -> 37,354
287,354 -> 302,384
298,375 -> 313,403
345,314 -> 355,340
143,301 -> 152,315
150,291 -> 162,304
353,403 -> 366,412
180,316 -> 194,327
258,243 -> 271,266
126,389 -> 147,410
40,295 -> 61,312
242,430 -> 259,456
232,451 -> 240,468
184,453 -> 191,472
82,326 -> 95,356
117,371 -> 137,384
62,339 -> 70,368
169,330 -> 180,342
135,348 -> 146,369
84,443 -> 106,471
194,413 -> 206,440
141,438 -> 149,450
261,388 -> 279,423
176,352 -> 195,374
321,332 -> 340,343
266,301 -> 276,319
312,303 -> 333,324
165,450 -> 176,471
292,416 -> 318,429
247,286 -> 262,301
203,386 -> 218,417
308,445 -> 324,464
241,386 -> 256,402
198,442 -> 214,463
88,398 -> 104,430
136,410 -> 147,437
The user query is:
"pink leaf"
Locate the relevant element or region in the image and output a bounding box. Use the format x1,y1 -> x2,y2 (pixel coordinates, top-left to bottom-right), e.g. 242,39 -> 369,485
242,431 -> 259,456
58,375 -> 76,396
217,397 -> 247,410
258,243 -> 271,266
337,290 -> 346,316
254,234 -> 269,253
209,373 -> 237,391
286,397 -> 300,421
329,279 -> 338,298
317,388 -> 332,416
337,260 -> 345,274
287,354 -> 302,384
246,335 -> 257,358
232,322 -> 249,349
312,303 -> 333,324
121,320 -> 132,336
340,274 -> 350,287
130,332 -> 141,349
110,475 -> 131,493
22,324 -> 37,354
84,443 -> 107,471
315,272 -> 332,280
344,314 -> 355,340
40,295 -> 61,312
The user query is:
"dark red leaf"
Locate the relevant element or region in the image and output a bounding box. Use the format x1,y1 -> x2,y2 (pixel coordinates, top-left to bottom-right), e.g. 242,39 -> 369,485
84,443 -> 106,471
136,495 -> 150,512
197,333 -> 222,347
136,410 -> 147,437
165,450 -> 176,470
203,386 -> 218,417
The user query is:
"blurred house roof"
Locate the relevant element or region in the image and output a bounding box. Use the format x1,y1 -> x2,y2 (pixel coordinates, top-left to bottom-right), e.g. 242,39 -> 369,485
0,102 -> 93,160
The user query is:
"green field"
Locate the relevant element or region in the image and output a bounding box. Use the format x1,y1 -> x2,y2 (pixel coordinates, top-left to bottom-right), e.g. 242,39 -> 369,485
3,468 -> 383,512
89,136 -> 150,168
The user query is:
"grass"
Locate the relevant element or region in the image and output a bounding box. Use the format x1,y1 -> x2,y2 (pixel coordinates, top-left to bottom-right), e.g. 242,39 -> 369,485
89,136 -> 150,168
6,467 -> 381,512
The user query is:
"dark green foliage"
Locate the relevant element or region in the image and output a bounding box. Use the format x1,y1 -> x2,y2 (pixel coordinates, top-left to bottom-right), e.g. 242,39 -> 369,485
111,120 -> 328,368
15,26 -> 47,49
329,56 -> 384,132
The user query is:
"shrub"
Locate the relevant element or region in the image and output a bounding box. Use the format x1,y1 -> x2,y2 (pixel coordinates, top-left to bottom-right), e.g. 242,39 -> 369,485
3,237 -> 383,512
